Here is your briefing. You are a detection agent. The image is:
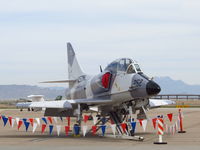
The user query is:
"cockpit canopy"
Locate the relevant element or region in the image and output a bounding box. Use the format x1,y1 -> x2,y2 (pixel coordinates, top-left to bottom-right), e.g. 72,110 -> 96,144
104,58 -> 142,74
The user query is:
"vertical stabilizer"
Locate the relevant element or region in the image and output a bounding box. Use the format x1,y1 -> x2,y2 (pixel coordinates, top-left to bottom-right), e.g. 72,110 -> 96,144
67,43 -> 84,81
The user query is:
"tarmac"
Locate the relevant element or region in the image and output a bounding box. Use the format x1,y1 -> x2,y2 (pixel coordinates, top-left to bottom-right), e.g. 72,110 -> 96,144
0,108 -> 200,150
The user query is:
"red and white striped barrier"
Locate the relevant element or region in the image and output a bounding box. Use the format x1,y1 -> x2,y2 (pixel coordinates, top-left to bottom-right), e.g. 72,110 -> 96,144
154,118 -> 167,144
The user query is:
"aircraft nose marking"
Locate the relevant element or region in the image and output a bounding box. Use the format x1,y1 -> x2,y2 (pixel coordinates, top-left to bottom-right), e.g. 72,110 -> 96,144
146,81 -> 161,95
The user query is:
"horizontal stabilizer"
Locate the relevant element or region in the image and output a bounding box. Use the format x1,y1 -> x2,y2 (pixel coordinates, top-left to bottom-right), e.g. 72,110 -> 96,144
40,80 -> 76,83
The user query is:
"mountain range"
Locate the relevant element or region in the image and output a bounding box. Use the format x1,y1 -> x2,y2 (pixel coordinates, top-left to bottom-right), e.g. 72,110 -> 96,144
0,76 -> 200,100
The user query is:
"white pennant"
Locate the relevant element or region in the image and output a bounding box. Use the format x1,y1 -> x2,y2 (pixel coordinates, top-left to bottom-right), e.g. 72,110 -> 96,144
53,117 -> 58,124
11,119 -> 15,128
56,125 -> 61,136
142,119 -> 148,132
32,123 -> 38,133
165,124 -> 168,134
93,115 -> 98,125
16,118 -> 20,125
175,122 -> 178,132
35,118 -> 40,126
82,125 -> 88,137
110,124 -> 116,137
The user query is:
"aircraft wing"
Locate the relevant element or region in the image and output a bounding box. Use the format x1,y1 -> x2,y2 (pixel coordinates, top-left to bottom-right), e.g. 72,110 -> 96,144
149,99 -> 175,108
16,98 -> 112,109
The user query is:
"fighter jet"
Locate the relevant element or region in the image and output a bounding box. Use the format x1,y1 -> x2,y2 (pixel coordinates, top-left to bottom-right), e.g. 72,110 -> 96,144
16,43 -> 174,138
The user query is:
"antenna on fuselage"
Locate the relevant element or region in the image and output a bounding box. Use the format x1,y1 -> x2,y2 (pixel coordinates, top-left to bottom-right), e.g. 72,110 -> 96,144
100,65 -> 103,72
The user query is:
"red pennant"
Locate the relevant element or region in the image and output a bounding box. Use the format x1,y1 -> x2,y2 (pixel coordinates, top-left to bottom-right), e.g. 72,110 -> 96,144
8,117 -> 12,126
41,124 -> 46,133
167,113 -> 173,122
47,117 -> 53,124
67,117 -> 70,130
0,116 -> 2,120
139,119 -> 143,126
110,119 -> 114,124
152,118 -> 157,129
92,126 -> 97,135
29,118 -> 34,127
83,115 -> 89,123
18,120 -> 23,130
65,126 -> 70,136
121,123 -> 127,133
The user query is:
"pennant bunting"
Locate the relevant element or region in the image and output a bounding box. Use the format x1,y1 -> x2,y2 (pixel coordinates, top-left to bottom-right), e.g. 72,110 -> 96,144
2,116 -> 8,127
101,125 -> 106,136
60,117 -> 63,122
49,125 -> 54,135
142,119 -> 148,132
47,117 -> 53,124
152,118 -> 157,130
92,125 -> 97,135
82,125 -> 88,137
42,117 -> 47,124
67,117 -> 70,130
18,120 -> 23,130
56,125 -> 61,136
110,124 -> 116,136
16,118 -> 20,125
8,117 -> 12,126
74,125 -> 80,135
102,117 -> 106,124
83,115 -> 89,123
24,122 -> 30,132
65,126 -> 70,136
92,115 -> 98,125
41,124 -> 47,133
131,122 -> 136,134
35,118 -> 40,126
22,118 -> 27,123
167,113 -> 173,122
32,123 -> 38,133
11,118 -> 15,128
29,118 -> 34,127
53,117 -> 58,124
121,123 -> 127,133
139,119 -> 143,126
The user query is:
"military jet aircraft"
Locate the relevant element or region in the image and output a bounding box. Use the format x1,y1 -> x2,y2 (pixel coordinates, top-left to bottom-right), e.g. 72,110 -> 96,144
16,43 -> 174,138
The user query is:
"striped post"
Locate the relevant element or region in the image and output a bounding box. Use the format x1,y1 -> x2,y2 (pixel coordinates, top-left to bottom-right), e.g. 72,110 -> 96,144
154,118 -> 167,144
178,109 -> 186,133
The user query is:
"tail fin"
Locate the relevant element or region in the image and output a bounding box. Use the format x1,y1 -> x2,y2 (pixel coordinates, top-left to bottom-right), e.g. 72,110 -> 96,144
67,42 -> 84,80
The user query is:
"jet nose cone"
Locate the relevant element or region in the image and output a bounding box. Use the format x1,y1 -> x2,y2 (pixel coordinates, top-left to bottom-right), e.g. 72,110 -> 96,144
146,81 -> 161,96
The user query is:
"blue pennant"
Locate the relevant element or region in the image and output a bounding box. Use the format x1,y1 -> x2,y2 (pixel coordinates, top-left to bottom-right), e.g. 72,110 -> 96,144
102,118 -> 106,124
42,117 -> 48,124
74,125 -> 80,135
22,118 -> 27,123
60,117 -> 63,122
131,122 -> 136,134
2,116 -> 8,127
101,125 -> 106,136
24,122 -> 30,132
49,125 -> 54,135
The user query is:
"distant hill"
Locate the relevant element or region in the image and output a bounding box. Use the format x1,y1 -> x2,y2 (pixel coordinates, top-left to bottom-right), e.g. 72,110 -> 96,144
0,85 -> 66,100
154,77 -> 200,94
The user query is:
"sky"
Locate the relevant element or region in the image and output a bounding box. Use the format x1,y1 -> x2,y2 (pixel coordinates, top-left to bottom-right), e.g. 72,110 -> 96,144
0,0 -> 200,86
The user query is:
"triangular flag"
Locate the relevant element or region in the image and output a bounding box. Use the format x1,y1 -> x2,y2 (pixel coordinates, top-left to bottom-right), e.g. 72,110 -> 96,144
24,122 -> 30,132
92,115 -> 98,125
167,113 -> 173,122
56,125 -> 61,136
139,119 -> 143,126
29,118 -> 34,127
165,124 -> 168,134
82,125 -> 88,137
2,116 -> 8,127
0,116 -> 2,120
42,117 -> 47,124
65,126 -> 70,136
53,117 -> 58,124
74,125 -> 80,135
92,126 -> 97,135
67,117 -> 70,130
16,118 -> 20,125
83,115 -> 89,123
102,117 -> 106,124
142,119 -> 148,132
11,118 -> 15,128
49,125 -> 54,135
35,118 -> 40,126
101,125 -> 106,136
131,122 -> 136,134
110,124 -> 116,136
41,124 -> 46,133
152,118 -> 157,129
47,117 -> 53,124
22,118 -> 27,123
60,117 -> 63,122
121,123 -> 127,133
18,120 -> 23,130
32,123 -> 38,133
8,117 -> 12,126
